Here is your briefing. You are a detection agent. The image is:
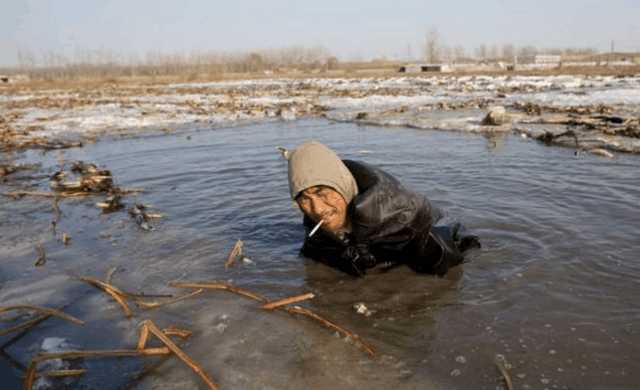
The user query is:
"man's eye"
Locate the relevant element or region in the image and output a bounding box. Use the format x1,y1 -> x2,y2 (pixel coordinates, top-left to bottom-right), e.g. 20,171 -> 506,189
318,188 -> 330,197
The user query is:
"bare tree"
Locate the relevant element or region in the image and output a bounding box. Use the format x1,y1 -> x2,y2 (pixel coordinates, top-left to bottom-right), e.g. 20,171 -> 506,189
453,45 -> 466,62
475,44 -> 487,60
502,44 -> 515,61
424,28 -> 440,63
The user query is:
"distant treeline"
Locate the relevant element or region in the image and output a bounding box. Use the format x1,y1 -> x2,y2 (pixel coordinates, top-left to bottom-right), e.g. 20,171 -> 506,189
421,28 -> 599,64
7,46 -> 338,81
1,42 -> 617,81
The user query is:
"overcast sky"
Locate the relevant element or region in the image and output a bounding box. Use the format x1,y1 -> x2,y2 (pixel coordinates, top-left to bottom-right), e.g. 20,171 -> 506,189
2,0 -> 639,66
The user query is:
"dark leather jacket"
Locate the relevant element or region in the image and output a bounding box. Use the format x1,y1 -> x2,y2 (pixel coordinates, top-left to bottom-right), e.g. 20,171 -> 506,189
300,160 -> 477,277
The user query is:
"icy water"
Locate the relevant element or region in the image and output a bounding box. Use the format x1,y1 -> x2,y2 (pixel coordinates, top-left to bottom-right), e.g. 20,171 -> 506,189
1,119 -> 639,389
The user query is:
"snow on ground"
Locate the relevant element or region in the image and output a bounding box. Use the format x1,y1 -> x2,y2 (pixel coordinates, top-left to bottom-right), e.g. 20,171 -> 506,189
2,74 -> 639,139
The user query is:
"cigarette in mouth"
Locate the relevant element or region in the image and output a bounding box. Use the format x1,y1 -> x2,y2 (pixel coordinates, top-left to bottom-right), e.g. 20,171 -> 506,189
308,219 -> 324,237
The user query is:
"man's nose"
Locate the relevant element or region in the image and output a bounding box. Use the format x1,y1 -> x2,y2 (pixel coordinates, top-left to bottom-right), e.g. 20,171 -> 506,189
310,197 -> 329,216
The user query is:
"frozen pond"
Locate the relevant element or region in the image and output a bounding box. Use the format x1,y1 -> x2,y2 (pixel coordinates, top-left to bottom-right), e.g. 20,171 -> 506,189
1,119 -> 639,389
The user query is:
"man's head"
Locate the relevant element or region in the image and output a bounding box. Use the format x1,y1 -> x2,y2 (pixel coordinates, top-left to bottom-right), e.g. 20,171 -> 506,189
287,141 -> 358,235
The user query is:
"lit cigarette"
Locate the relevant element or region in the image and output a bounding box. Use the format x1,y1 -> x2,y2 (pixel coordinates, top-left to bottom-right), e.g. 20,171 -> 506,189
308,219 -> 324,237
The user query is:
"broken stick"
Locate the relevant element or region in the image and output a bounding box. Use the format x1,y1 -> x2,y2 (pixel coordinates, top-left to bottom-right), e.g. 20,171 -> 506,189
224,240 -> 243,269
141,320 -> 219,390
261,293 -> 315,310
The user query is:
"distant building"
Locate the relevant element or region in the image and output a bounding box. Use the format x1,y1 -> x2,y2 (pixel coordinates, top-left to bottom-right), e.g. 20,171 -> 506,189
534,55 -> 562,65
516,54 -> 561,70
0,74 -> 30,83
398,64 -> 452,73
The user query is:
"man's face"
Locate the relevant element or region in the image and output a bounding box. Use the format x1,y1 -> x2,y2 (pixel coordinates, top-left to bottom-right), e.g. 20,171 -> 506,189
296,185 -> 348,235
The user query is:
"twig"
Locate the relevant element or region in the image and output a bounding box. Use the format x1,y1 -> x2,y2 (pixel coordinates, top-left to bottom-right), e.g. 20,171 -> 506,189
0,305 -> 84,326
34,244 -> 46,267
38,369 -> 87,378
23,348 -> 170,390
136,289 -> 204,310
2,188 -> 143,199
0,314 -> 50,338
284,306 -> 376,357
2,191 -> 91,199
142,320 -> 219,390
76,277 -> 133,317
494,355 -> 514,390
169,281 -> 267,302
261,293 -> 315,310
52,196 -> 61,226
161,327 -> 193,339
170,281 -> 376,357
105,266 -> 118,284
224,240 -> 243,269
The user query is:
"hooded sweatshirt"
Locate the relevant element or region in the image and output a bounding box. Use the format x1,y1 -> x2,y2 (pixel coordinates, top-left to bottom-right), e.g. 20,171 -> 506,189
287,141 -> 358,203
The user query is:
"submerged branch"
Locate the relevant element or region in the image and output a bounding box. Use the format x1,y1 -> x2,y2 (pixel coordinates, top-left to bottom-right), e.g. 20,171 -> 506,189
0,305 -> 84,326
142,320 -> 219,390
136,289 -> 204,310
170,281 -> 375,357
76,276 -> 133,317
224,239 -> 243,269
23,348 -> 171,390
169,281 -> 267,303
284,305 -> 376,357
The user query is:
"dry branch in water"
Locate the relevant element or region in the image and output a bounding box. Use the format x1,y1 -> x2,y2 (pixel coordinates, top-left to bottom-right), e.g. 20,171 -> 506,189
136,289 -> 204,310
494,355 -> 514,390
0,314 -> 50,338
33,244 -> 46,267
261,293 -> 315,310
2,191 -> 92,199
169,281 -> 267,302
284,305 -> 376,357
139,320 -> 219,390
0,305 -> 84,333
77,276 -> 134,317
161,327 -> 193,339
37,369 -> 87,378
23,348 -> 171,390
170,281 -> 376,357
224,239 -> 243,269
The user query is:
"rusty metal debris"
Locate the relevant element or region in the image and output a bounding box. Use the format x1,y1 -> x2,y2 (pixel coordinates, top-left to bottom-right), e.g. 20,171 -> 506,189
34,244 -> 46,267
224,239 -> 243,269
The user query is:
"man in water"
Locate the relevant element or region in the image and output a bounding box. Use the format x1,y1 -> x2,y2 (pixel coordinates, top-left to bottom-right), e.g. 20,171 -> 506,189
287,140 -> 479,277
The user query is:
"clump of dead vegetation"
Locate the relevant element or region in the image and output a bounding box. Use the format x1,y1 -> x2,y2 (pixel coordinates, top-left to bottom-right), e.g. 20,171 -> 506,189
0,242 -> 376,388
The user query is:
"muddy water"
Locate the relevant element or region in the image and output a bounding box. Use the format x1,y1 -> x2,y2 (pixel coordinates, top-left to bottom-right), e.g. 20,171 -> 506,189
1,119 -> 639,389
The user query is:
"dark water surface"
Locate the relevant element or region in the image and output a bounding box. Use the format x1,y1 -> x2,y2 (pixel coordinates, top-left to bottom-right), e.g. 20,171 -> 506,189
1,119 -> 639,389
